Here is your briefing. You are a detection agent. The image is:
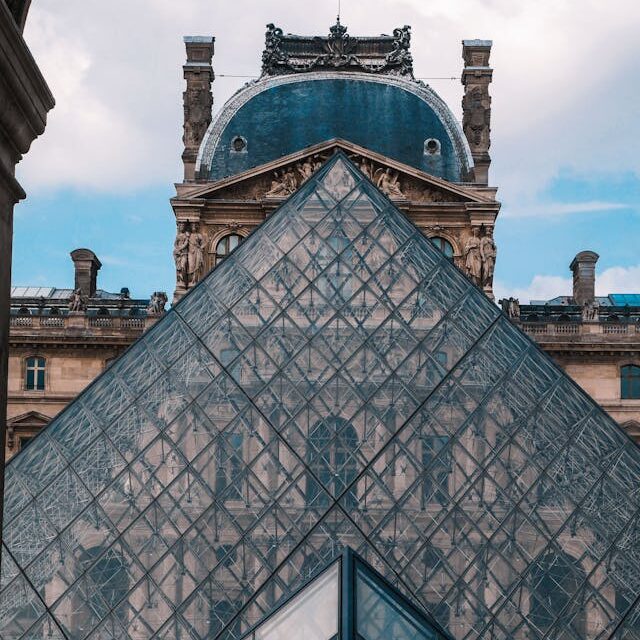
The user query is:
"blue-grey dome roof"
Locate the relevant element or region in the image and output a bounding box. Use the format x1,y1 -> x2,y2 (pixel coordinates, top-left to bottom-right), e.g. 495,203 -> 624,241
197,72 -> 472,182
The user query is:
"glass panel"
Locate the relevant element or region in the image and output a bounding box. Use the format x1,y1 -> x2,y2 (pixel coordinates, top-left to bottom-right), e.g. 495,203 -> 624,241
253,562 -> 339,640
357,565 -> 439,640
4,152 -> 640,640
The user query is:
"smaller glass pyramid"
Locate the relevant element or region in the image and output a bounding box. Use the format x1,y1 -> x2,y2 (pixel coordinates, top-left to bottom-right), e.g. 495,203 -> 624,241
238,548 -> 451,640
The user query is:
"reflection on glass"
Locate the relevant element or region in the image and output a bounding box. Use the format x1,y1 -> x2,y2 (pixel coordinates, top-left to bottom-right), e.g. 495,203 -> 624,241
252,563 -> 339,640
357,566 -> 439,640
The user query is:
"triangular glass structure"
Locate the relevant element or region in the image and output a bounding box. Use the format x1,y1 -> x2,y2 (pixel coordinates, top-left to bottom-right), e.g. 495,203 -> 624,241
2,153 -> 640,640
237,547 -> 451,640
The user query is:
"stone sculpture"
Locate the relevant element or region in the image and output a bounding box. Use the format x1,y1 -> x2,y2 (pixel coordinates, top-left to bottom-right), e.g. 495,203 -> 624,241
147,292 -> 168,315
376,168 -> 405,198
464,227 -> 482,286
480,227 -> 497,287
68,288 -> 86,312
173,222 -> 190,287
187,222 -> 207,286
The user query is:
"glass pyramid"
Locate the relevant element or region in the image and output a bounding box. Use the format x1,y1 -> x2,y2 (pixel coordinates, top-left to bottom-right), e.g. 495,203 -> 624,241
238,547 -> 450,640
2,153 -> 640,640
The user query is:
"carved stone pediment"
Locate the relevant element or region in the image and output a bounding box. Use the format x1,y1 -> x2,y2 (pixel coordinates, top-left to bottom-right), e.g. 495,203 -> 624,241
176,139 -> 490,206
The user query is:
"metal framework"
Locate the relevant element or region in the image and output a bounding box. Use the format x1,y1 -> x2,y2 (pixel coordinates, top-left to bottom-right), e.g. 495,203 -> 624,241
2,154 -> 640,640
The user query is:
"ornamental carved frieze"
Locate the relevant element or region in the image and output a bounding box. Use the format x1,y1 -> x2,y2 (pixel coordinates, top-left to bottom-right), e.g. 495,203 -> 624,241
198,151 -> 467,205
261,21 -> 414,78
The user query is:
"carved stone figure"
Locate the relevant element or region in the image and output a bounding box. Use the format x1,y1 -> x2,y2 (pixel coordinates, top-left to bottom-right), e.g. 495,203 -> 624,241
147,292 -> 168,315
464,227 -> 482,286
68,288 -> 86,312
173,222 -> 190,287
582,300 -> 599,322
376,168 -> 405,198
183,88 -> 211,148
386,25 -> 413,75
265,170 -> 289,197
262,24 -> 289,74
188,222 -> 207,286
500,297 -> 520,320
283,167 -> 298,193
297,158 -> 315,182
480,227 -> 497,287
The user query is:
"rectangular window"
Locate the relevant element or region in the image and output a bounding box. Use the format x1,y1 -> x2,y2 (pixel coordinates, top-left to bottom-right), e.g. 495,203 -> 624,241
216,433 -> 244,502
422,435 -> 451,507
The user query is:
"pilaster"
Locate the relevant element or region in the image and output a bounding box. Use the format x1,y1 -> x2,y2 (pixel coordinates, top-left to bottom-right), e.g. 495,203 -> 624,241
182,36 -> 215,181
461,39 -> 493,185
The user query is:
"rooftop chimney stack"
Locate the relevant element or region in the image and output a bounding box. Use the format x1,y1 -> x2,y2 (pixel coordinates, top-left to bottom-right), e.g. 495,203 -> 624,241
570,250 -> 599,306
70,249 -> 102,298
461,40 -> 493,185
182,36 -> 215,181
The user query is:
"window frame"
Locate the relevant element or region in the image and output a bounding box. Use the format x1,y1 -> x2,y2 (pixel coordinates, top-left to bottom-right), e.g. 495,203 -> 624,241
24,355 -> 46,391
621,364 -> 640,400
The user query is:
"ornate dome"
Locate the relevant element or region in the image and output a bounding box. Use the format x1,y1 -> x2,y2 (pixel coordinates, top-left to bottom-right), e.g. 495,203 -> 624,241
196,22 -> 474,183
196,72 -> 472,183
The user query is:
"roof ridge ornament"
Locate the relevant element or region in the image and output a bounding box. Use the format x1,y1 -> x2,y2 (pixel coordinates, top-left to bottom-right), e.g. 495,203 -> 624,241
260,22 -> 414,78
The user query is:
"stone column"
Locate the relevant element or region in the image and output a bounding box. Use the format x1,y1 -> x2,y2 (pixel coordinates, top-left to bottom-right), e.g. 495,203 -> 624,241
461,40 -> 493,185
182,36 -> 215,181
0,0 -> 54,551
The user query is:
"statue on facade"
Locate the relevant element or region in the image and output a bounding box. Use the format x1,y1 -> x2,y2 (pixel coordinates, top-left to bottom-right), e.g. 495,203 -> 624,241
500,297 -> 520,320
187,222 -> 207,286
173,222 -> 190,288
385,26 -> 413,76
582,299 -> 599,322
376,168 -> 405,198
147,292 -> 168,315
297,157 -> 315,182
68,288 -> 86,312
480,227 -> 497,287
265,170 -> 289,197
464,227 -> 482,286
283,167 -> 298,193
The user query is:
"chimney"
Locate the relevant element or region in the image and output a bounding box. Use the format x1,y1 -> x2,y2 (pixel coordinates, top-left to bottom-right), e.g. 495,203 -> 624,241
461,40 -> 493,185
182,36 -> 215,181
570,250 -> 599,306
70,249 -> 102,298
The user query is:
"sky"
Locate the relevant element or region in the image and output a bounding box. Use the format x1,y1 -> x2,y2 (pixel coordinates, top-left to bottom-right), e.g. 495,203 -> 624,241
13,0 -> 640,303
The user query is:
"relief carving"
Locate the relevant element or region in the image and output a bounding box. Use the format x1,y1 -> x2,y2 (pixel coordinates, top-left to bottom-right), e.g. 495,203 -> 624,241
183,87 -> 212,148
375,167 -> 406,199
462,86 -> 491,151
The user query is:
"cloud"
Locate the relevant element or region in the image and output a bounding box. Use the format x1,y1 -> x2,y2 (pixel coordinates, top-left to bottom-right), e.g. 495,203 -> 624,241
14,0 -> 640,200
494,274 -> 572,304
501,200 -> 630,219
496,264 -> 640,303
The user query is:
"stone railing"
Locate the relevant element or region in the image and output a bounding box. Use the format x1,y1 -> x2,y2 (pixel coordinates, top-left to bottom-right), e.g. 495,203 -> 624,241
519,321 -> 639,338
10,314 -> 159,332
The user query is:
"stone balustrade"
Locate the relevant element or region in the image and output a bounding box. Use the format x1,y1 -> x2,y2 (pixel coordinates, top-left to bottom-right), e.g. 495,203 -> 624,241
519,321 -> 640,338
10,313 -> 159,332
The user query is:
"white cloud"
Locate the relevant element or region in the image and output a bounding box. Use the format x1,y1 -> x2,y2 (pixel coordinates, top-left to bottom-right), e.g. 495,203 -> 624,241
496,264 -> 640,303
501,200 -> 629,219
14,0 -> 640,198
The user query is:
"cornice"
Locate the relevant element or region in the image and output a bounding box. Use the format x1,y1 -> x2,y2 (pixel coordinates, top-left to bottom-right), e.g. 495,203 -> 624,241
0,2 -> 54,149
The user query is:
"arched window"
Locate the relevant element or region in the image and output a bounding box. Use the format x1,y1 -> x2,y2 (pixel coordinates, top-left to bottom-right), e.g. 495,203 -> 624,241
306,417 -> 358,508
621,365 -> 640,399
529,551 -> 585,636
430,236 -> 454,260
25,357 -> 45,391
214,234 -> 243,265
422,435 -> 451,507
